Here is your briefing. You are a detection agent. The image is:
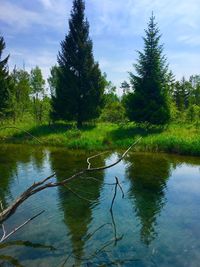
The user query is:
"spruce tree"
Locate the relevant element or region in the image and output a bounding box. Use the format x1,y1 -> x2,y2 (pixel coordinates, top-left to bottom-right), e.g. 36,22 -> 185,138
0,36 -> 10,120
52,0 -> 105,127
125,14 -> 170,125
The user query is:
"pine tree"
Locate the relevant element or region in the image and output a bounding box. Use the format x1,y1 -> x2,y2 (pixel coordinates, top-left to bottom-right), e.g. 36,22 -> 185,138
125,14 -> 170,125
52,0 -> 105,127
0,36 -> 10,120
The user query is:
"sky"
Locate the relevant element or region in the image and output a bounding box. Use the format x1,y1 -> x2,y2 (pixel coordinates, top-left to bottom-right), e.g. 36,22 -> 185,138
0,0 -> 200,94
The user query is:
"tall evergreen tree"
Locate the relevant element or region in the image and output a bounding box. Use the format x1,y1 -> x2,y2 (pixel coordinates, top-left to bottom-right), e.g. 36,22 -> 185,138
125,14 -> 170,125
52,0 -> 105,127
0,36 -> 10,120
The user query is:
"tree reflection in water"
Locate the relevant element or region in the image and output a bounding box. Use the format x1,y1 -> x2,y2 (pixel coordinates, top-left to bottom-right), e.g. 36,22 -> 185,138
125,153 -> 171,245
50,149 -> 105,266
0,240 -> 56,267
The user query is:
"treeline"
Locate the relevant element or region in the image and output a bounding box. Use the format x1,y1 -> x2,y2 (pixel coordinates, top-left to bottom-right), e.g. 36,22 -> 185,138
169,76 -> 200,122
0,0 -> 200,128
0,37 -> 51,124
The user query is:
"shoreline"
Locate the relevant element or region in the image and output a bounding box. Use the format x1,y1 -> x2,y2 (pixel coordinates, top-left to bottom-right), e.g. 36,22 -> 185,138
0,122 -> 200,156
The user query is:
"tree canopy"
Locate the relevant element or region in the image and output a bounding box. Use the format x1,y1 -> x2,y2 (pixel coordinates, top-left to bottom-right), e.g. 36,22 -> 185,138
125,14 -> 170,125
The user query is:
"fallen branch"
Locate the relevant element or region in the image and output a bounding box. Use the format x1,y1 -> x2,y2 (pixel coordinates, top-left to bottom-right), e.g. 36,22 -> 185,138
87,151 -> 109,169
0,210 -> 45,243
0,138 -> 141,224
63,184 -> 94,203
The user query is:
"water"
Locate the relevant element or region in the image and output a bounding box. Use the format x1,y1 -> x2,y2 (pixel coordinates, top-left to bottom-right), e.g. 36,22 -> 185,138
0,145 -> 200,267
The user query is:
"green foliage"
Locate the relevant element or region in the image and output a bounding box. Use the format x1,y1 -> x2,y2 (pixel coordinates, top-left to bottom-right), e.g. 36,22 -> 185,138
189,75 -> 200,106
173,78 -> 191,111
102,73 -> 119,105
100,101 -> 126,123
120,80 -> 130,94
0,121 -> 200,155
32,96 -> 51,124
48,65 -> 59,97
9,68 -> 31,122
125,14 -> 170,125
169,75 -> 200,123
30,66 -> 45,97
0,36 -> 11,121
186,104 -> 200,123
52,0 -> 105,128
30,66 -> 46,123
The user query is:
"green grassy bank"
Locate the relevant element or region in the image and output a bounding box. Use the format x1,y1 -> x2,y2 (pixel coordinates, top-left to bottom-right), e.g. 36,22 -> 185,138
0,122 -> 200,156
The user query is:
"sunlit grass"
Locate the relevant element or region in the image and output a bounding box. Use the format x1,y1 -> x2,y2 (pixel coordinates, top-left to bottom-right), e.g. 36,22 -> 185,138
0,120 -> 200,155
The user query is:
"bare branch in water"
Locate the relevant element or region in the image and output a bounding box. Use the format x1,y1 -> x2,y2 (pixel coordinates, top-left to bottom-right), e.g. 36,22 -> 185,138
63,184 -> 94,203
0,210 -> 45,243
59,176 -> 125,266
0,138 -> 141,224
87,151 -> 109,169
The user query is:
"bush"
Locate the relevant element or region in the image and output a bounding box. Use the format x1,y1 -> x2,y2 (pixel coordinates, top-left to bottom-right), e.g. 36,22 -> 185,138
100,102 -> 126,123
186,105 -> 200,123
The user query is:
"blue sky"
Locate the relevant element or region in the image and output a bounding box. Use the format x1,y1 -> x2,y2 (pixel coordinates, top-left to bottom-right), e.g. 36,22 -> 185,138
0,0 -> 200,94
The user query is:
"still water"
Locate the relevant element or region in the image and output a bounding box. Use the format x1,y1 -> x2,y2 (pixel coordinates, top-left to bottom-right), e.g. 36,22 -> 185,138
0,144 -> 200,267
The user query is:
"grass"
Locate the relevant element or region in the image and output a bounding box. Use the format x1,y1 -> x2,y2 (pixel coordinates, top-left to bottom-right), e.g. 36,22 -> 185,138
0,121 -> 200,156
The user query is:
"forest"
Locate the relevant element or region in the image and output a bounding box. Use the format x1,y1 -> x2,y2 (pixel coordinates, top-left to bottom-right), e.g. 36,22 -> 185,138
0,0 -> 200,155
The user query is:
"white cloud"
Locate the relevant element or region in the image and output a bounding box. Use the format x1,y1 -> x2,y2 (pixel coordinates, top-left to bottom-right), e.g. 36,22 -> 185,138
0,0 -> 70,32
8,49 -> 57,83
178,35 -> 200,46
0,1 -> 41,30
89,0 -> 200,86
39,0 -> 53,9
88,0 -> 200,39
1,0 -> 200,88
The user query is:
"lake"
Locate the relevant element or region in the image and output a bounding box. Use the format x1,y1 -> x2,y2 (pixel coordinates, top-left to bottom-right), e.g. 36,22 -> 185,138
0,144 -> 200,267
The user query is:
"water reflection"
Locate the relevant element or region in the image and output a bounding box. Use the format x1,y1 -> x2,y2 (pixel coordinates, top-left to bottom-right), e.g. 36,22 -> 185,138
0,145 -> 46,207
49,149 -> 105,266
125,153 -> 171,245
1,145 -> 200,266
0,240 -> 56,267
